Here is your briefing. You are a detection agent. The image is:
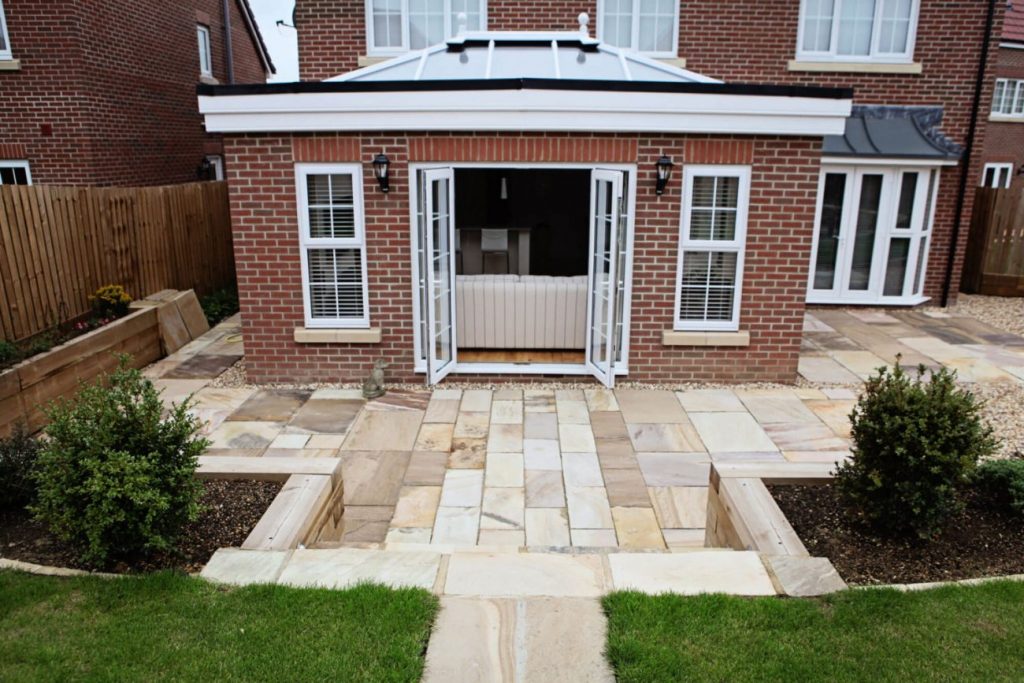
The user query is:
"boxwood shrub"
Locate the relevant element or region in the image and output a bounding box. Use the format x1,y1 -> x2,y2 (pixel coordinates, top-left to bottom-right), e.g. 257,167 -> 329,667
835,363 -> 998,539
31,357 -> 208,567
0,423 -> 40,512
973,459 -> 1024,518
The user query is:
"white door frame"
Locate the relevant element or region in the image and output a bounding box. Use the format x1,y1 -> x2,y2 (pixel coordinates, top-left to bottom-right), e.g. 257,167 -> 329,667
409,162 -> 637,376
421,167 -> 458,384
585,169 -> 624,387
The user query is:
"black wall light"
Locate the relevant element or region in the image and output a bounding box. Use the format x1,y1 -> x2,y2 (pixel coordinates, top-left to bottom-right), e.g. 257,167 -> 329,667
655,155 -> 674,195
373,153 -> 390,193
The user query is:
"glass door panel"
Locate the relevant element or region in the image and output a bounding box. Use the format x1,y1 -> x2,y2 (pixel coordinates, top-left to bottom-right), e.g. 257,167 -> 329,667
422,168 -> 457,384
883,237 -> 911,296
846,174 -> 883,292
586,169 -> 623,388
813,172 -> 848,291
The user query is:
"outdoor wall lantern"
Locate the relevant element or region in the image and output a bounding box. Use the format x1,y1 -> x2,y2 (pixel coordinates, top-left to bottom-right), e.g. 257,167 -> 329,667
655,155 -> 674,195
373,153 -> 390,193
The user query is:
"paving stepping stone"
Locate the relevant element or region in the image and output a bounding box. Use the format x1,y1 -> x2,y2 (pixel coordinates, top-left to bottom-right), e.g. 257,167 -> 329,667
615,389 -> 688,423
228,389 -> 313,422
288,398 -> 364,433
404,451 -> 449,485
611,507 -> 665,549
162,353 -> 242,379
340,451 -> 412,506
342,408 -> 423,451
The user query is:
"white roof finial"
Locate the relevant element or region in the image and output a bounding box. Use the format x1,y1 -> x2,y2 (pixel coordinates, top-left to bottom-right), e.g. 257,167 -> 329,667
457,12 -> 468,35
578,12 -> 590,36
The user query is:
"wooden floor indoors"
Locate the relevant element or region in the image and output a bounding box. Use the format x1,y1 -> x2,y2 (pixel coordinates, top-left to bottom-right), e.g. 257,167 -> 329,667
458,349 -> 585,364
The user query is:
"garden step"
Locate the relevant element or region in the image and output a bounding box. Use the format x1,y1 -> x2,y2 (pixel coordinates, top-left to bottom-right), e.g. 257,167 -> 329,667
243,474 -> 333,551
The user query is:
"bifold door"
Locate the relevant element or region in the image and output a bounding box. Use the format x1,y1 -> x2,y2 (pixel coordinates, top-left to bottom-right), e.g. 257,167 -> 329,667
586,169 -> 626,388
418,168 -> 457,384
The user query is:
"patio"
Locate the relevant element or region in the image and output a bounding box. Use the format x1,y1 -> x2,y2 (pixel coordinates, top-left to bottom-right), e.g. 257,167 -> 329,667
151,306 -> 1024,553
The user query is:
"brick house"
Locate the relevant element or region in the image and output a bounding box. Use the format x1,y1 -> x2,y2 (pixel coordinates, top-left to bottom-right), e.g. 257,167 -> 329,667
0,0 -> 274,186
199,0 -> 1002,386
980,1 -> 1024,189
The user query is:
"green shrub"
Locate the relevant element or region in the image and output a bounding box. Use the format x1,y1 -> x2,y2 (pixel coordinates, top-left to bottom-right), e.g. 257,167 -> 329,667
89,284 -> 132,318
200,287 -> 239,325
31,357 -> 208,567
835,363 -> 998,539
0,339 -> 21,366
973,459 -> 1024,517
25,332 -> 55,357
0,424 -> 41,512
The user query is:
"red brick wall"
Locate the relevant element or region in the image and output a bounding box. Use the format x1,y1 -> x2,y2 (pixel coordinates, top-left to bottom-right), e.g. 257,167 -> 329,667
226,132 -> 818,384
0,0 -> 267,186
980,45 -> 1024,188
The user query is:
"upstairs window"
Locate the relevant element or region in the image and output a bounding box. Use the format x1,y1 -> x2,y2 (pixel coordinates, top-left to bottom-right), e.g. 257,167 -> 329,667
368,0 -> 486,54
992,79 -> 1024,118
0,0 -> 11,60
0,161 -> 31,185
981,163 -> 1013,189
197,24 -> 212,77
797,0 -> 919,62
598,0 -> 679,57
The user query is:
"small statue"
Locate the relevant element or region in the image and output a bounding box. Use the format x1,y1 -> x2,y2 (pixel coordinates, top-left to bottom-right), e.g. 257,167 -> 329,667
362,359 -> 389,399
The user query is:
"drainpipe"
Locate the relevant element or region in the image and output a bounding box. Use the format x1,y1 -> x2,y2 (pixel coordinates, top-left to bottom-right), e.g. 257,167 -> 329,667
941,0 -> 996,306
222,0 -> 235,84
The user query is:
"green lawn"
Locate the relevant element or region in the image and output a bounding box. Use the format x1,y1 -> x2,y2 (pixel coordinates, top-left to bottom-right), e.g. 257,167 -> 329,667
604,581 -> 1024,683
0,570 -> 438,682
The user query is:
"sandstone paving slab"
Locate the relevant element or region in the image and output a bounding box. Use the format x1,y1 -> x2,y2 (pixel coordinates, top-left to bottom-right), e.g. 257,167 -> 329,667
566,486 -> 613,529
454,413 -> 490,440
525,470 -> 566,508
477,529 -> 526,546
481,487 -> 525,530
558,424 -> 597,452
432,388 -> 464,400
615,389 -> 688,423
595,437 -> 638,469
405,450 -> 449,486
386,527 -> 433,545
898,335 -> 976,363
571,529 -> 618,547
611,507 -> 665,550
708,451 -> 785,463
491,388 -> 521,401
689,412 -> 777,453
609,551 -> 776,595
491,400 -> 524,425
555,389 -> 585,401
662,529 -> 707,549
562,452 -> 604,487
269,433 -> 310,449
449,438 -> 487,468
288,399 -> 364,434
206,421 -> 283,450
636,453 -> 710,487
797,356 -> 860,384
524,389 -> 556,413
523,412 -> 558,440
944,357 -> 1018,383
424,399 -> 461,424
340,450 -> 411,506
415,423 -> 455,452
367,390 -> 431,411
433,506 -> 482,544
793,387 -> 827,400
444,553 -> 607,597
736,391 -> 819,424
278,548 -> 441,590
423,596 -> 614,683
676,389 -> 745,413
162,353 -> 242,379
485,451 -> 524,487
340,505 -> 393,543
461,389 -> 494,412
311,388 -> 364,400
192,386 -> 257,412
589,411 -> 628,439
155,379 -> 210,406
649,486 -> 708,528
806,400 -> 856,439
488,424 -> 524,452
523,439 -> 561,470
764,555 -> 847,597
627,422 -> 704,452
555,399 -> 590,425
803,313 -> 834,332
306,434 -> 346,450
822,387 -> 858,400
263,448 -> 337,459
440,469 -> 485,507
342,407 -> 423,451
392,486 -> 443,528
228,389 -> 312,422
847,309 -> 899,324
525,508 -> 571,546
782,450 -> 851,464
201,549 -> 290,585
584,388 -> 620,412
830,350 -> 889,379
602,468 -> 652,507
763,422 -> 849,452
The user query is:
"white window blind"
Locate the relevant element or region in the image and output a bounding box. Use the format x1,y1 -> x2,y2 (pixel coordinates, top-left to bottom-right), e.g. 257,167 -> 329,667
599,0 -> 678,56
368,0 -> 486,53
674,166 -> 750,331
297,164 -> 370,328
197,25 -> 212,77
798,0 -> 918,62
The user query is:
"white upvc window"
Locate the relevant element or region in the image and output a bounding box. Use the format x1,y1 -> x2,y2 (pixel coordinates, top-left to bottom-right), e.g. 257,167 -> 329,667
992,78 -> 1024,118
982,162 -> 1013,189
197,24 -> 213,77
597,0 -> 680,57
367,0 -> 486,55
296,164 -> 370,328
796,0 -> 920,63
674,166 -> 751,332
205,155 -> 224,181
0,0 -> 11,60
0,160 -> 31,185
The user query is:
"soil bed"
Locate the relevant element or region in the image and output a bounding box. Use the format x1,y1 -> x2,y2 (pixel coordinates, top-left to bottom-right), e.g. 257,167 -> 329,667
0,479 -> 281,574
769,483 -> 1024,585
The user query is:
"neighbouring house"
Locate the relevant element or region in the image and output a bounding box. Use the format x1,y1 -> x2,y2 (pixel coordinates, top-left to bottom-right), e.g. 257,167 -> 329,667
0,0 -> 274,187
980,1 -> 1024,189
199,0 -> 1002,386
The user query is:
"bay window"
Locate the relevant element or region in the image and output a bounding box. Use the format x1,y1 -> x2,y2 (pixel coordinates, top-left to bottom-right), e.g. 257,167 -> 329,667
367,0 -> 486,54
797,0 -> 919,63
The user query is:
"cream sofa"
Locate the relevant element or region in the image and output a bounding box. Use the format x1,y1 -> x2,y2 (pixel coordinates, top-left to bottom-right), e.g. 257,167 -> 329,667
456,274 -> 588,349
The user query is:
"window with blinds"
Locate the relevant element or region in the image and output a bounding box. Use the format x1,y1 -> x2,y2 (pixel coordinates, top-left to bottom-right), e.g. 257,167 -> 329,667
674,166 -> 750,331
297,165 -> 370,328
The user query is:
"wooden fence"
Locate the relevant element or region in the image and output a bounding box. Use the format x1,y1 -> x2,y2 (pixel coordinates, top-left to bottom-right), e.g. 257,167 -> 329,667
962,186 -> 1024,296
0,181 -> 234,342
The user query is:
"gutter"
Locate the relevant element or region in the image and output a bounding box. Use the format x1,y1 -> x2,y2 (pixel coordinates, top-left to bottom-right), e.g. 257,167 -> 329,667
941,0 -> 996,306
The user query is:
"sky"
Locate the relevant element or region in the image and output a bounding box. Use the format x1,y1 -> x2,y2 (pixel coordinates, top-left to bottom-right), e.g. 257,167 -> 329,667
248,0 -> 300,82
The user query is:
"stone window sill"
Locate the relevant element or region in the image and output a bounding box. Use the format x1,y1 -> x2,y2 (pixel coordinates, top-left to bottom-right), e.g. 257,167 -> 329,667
787,59 -> 922,75
662,330 -> 750,347
294,327 -> 382,344
199,74 -> 220,85
358,55 -> 393,67
0,59 -> 21,71
990,114 -> 1024,123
